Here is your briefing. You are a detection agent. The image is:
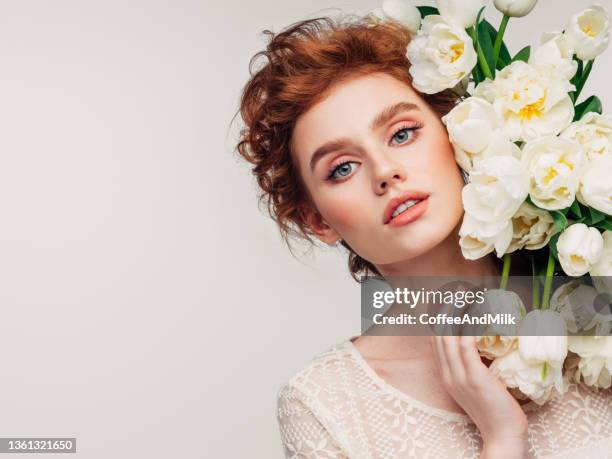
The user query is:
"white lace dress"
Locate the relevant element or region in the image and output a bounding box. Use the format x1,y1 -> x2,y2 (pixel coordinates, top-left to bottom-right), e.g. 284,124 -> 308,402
276,335 -> 612,458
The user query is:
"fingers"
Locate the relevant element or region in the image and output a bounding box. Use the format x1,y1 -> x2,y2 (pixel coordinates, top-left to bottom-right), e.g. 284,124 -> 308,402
432,336 -> 486,388
459,336 -> 487,385
432,336 -> 466,385
442,336 -> 466,384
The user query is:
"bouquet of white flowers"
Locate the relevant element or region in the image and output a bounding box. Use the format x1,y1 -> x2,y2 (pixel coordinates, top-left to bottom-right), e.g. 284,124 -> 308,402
372,0 -> 612,404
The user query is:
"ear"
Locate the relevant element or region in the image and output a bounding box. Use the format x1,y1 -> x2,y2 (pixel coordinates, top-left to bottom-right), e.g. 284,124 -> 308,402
299,205 -> 341,245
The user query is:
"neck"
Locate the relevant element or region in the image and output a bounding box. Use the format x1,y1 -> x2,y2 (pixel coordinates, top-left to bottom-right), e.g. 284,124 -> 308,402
357,222 -> 502,360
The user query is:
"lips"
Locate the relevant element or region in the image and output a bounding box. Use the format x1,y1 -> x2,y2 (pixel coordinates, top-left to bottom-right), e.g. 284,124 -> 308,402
383,190 -> 430,224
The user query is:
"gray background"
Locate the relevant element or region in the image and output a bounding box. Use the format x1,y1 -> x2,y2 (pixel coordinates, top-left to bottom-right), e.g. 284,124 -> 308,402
0,0 -> 609,458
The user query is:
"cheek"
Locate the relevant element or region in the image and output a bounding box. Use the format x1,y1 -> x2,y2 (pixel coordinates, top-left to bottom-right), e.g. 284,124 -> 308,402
421,126 -> 465,208
313,180 -> 369,231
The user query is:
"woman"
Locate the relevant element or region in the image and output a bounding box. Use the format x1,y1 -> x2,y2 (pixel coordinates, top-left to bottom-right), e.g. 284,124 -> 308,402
236,16 -> 612,459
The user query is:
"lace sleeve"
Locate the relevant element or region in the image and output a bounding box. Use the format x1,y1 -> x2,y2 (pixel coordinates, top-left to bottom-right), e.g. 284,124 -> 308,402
276,382 -> 349,459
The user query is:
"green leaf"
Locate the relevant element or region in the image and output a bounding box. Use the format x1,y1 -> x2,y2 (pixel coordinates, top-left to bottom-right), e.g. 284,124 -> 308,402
570,57 -> 583,88
569,200 -> 582,218
574,95 -> 603,121
417,6 -> 439,18
472,62 -> 485,85
550,210 -> 568,232
512,46 -> 531,63
477,18 -> 496,76
589,206 -> 606,225
597,218 -> 612,231
484,20 -> 511,68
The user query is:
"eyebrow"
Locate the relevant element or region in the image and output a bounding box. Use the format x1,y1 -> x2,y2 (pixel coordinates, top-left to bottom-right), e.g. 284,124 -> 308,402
308,101 -> 420,173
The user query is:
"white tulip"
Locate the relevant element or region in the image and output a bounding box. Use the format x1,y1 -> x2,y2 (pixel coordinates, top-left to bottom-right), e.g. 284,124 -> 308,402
476,335 -> 518,360
458,214 -> 513,259
530,32 -> 578,81
591,230 -> 612,276
455,129 -> 521,174
436,0 -> 484,29
462,155 -> 529,223
472,289 -> 524,359
518,310 -> 568,367
521,136 -> 584,210
442,98 -> 523,173
442,97 -> 501,158
565,4 -> 611,60
561,112 -> 612,163
490,348 -> 565,405
407,15 -> 477,94
507,201 -> 557,252
378,0 -> 422,34
557,223 -> 604,277
576,155 -> 612,215
550,281 -> 592,333
493,0 -> 538,18
567,336 -> 612,389
590,230 -> 612,306
474,61 -> 575,142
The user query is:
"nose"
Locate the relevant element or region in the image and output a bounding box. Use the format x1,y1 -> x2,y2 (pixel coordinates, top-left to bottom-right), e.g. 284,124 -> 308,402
372,153 -> 406,194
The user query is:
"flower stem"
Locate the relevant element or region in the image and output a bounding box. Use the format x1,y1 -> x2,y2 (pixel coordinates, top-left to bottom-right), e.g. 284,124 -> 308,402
531,256 -> 540,309
499,253 -> 512,290
492,15 -> 510,68
467,26 -> 493,81
573,59 -> 594,103
540,251 -> 556,310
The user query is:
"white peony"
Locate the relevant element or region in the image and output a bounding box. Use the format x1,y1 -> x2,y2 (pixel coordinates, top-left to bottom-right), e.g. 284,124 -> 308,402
407,15 -> 477,94
376,0 -> 422,34
567,336 -> 612,389
561,112 -> 612,163
493,0 -> 538,18
507,201 -> 557,252
521,136 -> 584,210
474,61 -> 575,142
458,214 -> 512,259
576,155 -> 612,215
436,0 -> 484,29
557,223 -> 604,277
529,32 -> 578,81
565,4 -> 611,61
462,155 -> 529,223
490,348 -> 565,405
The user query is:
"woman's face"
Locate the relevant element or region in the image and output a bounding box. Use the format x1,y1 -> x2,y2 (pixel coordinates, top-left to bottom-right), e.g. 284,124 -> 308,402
291,72 -> 465,267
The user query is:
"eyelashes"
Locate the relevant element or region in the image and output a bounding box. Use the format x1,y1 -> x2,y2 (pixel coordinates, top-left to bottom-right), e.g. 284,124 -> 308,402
325,122 -> 424,182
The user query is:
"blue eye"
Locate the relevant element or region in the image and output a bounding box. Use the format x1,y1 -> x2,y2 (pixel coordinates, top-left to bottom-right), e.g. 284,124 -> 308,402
390,127 -> 415,145
327,161 -> 358,181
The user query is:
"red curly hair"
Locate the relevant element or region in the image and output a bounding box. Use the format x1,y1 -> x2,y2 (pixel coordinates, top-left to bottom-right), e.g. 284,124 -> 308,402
236,15 -> 460,282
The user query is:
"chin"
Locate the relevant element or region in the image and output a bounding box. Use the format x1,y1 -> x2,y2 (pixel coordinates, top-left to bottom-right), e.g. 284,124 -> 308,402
394,216 -> 461,260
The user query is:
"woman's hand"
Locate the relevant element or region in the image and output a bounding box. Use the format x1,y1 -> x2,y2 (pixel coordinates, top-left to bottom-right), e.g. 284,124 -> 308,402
431,336 -> 529,459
